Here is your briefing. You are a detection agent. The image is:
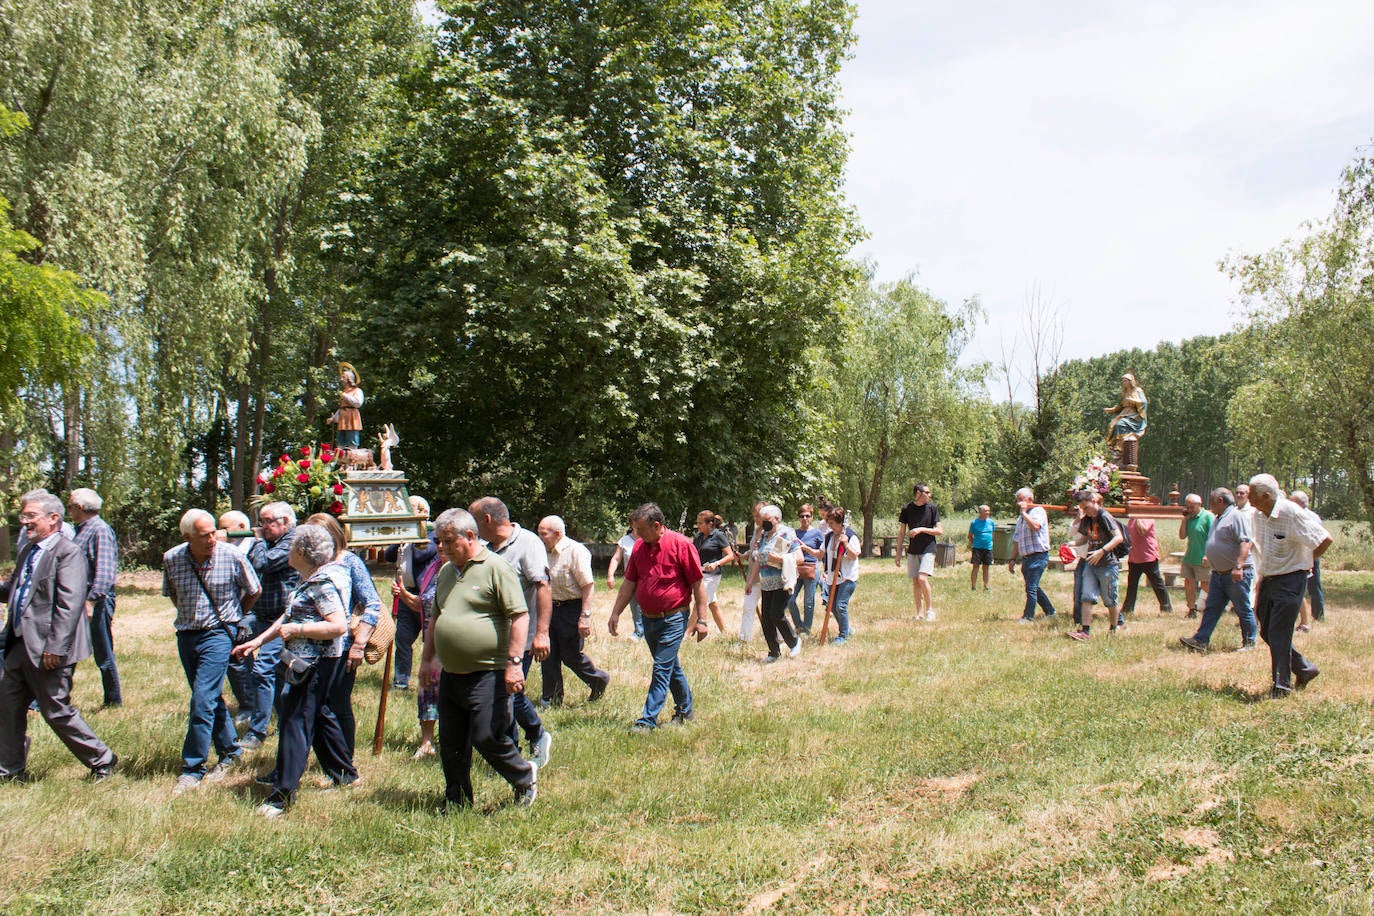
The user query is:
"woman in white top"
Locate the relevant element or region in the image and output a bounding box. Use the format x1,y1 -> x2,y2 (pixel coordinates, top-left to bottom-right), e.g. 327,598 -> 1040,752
822,506 -> 861,644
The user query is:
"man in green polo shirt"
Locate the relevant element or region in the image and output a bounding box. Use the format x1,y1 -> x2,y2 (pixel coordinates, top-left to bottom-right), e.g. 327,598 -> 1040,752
419,508 -> 537,809
1178,494 -> 1214,617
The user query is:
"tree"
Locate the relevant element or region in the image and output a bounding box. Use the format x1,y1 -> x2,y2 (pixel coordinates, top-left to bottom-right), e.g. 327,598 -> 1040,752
1224,146 -> 1374,528
0,104 -> 102,559
354,0 -> 861,532
819,271 -> 985,551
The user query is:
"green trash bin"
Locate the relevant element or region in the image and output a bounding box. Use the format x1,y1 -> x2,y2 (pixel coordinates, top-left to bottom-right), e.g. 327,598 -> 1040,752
992,523 -> 1017,563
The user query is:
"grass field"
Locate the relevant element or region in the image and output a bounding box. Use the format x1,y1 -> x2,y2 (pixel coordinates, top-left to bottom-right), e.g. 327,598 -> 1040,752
2,557 -> 1372,914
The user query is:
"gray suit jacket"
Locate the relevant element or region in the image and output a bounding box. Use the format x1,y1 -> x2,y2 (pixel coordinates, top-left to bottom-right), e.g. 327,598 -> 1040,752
2,537 -> 91,669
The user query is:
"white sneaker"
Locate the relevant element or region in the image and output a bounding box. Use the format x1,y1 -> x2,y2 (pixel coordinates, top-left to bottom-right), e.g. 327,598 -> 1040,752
531,731 -> 552,770
203,756 -> 240,783
257,800 -> 286,819
924,609 -> 936,622
788,639 -> 802,658
172,774 -> 201,796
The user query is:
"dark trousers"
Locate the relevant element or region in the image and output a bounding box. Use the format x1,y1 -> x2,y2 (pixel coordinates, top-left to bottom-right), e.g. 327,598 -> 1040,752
1308,558 -> 1325,620
439,669 -> 534,807
274,655 -> 353,798
318,662 -> 357,766
506,651 -> 544,749
540,601 -> 607,703
1122,560 -> 1172,614
1255,570 -> 1318,692
0,641 -> 115,775
392,606 -> 422,686
760,587 -> 798,657
88,594 -> 122,705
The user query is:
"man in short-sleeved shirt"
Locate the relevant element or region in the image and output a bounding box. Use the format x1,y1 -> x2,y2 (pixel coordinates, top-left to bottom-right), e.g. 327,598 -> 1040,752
967,505 -> 995,591
1181,488 -> 1257,653
1247,474 -> 1332,698
1178,495 -> 1213,617
536,516 -> 609,706
421,508 -> 536,808
896,483 -> 943,620
470,497 -> 552,769
163,509 -> 260,791
609,503 -> 707,731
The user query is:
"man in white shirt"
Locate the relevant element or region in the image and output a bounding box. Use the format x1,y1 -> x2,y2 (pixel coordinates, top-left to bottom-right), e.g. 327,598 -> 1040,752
1247,474 -> 1332,698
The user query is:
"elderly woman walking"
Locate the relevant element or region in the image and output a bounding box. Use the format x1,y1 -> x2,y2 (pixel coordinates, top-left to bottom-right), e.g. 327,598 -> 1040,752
233,524 -> 354,817
744,505 -> 802,662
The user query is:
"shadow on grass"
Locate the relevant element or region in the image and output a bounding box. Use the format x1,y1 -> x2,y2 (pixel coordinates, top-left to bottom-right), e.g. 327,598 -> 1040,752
1186,679 -> 1269,704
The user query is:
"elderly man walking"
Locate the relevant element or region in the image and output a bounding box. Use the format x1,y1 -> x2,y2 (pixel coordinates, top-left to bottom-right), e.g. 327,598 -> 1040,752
470,497 -> 553,769
238,502 -> 298,749
163,509 -> 260,793
1178,494 -> 1213,618
0,489 -> 118,782
609,503 -> 708,732
1009,488 -> 1057,623
1179,488 -> 1258,653
536,516 -> 610,707
1247,474 -> 1332,698
68,487 -> 123,708
419,509 -> 538,809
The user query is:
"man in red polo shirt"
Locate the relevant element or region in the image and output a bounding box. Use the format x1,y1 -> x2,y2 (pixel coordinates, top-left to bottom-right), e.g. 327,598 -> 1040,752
608,503 -> 707,731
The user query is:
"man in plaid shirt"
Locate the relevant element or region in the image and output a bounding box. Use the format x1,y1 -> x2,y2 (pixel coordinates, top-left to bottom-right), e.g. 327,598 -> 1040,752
163,508 -> 260,794
67,489 -> 122,708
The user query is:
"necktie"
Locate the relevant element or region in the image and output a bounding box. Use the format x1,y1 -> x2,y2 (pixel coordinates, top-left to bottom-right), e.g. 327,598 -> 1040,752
8,545 -> 40,634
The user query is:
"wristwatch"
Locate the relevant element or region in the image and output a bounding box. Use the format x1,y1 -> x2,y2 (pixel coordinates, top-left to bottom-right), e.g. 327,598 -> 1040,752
506,655 -> 523,666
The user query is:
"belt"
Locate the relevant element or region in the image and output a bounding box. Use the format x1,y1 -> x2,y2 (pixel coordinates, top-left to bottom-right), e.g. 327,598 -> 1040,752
640,604 -> 690,619
552,598 -> 583,607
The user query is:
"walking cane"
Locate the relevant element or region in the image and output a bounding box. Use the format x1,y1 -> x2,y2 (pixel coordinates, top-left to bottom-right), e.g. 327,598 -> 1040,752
819,540 -> 845,643
371,594 -> 398,756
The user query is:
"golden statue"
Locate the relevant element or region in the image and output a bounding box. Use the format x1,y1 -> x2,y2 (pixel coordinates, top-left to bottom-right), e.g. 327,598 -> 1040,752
1104,372 -> 1147,470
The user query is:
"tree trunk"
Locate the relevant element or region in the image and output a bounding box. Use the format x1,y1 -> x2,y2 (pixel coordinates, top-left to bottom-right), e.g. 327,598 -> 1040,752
63,383 -> 81,491
231,379 -> 251,508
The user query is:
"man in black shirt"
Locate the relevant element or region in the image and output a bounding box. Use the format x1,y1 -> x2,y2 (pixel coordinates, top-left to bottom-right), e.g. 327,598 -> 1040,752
896,483 -> 943,621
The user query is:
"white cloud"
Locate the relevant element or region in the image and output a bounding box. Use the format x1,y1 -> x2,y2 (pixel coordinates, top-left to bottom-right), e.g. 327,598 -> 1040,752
841,0 -> 1374,397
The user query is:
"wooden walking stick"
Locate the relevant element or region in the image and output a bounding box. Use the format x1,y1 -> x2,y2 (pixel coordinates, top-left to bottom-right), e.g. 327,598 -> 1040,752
819,539 -> 845,644
371,595 -> 398,756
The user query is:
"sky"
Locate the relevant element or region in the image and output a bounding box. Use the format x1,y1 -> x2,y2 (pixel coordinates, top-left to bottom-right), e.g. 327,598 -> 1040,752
840,0 -> 1374,398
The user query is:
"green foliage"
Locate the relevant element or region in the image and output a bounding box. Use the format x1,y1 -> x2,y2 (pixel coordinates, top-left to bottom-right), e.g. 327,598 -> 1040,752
354,0 -> 861,533
1224,147 -> 1374,527
819,270 -> 986,545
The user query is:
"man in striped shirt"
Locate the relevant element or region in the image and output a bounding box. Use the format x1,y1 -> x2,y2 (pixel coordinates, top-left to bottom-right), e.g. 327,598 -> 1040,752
68,488 -> 122,708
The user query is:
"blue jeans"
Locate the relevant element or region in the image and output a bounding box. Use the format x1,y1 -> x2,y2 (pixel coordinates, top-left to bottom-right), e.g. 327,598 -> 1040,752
393,606 -> 422,687
637,610 -> 691,728
245,618 -> 282,741
506,651 -> 545,748
1019,551 -> 1057,620
88,594 -> 122,705
1192,568 -> 1257,645
829,579 -> 856,639
176,628 -> 241,776
630,596 -> 644,638
787,576 -> 818,633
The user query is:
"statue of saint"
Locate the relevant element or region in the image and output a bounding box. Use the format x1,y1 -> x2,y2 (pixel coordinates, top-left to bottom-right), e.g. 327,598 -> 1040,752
1104,372 -> 1147,469
328,362 -> 365,449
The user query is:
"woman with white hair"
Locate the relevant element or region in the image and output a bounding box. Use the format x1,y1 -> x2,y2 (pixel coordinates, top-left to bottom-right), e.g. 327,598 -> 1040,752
743,505 -> 802,662
232,524 -> 354,817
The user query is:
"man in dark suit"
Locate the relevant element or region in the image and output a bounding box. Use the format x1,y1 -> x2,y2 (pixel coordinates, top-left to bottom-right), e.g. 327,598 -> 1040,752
0,489 -> 116,781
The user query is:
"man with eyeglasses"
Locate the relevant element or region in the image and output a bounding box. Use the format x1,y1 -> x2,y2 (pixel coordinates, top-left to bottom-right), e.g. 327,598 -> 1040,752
787,505 -> 825,636
238,502 -> 299,749
0,489 -> 118,782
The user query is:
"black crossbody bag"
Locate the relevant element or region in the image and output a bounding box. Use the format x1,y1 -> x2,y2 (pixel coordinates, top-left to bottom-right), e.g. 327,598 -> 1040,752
189,556 -> 255,646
